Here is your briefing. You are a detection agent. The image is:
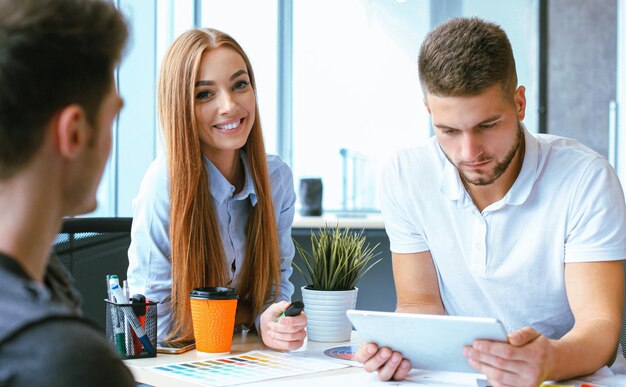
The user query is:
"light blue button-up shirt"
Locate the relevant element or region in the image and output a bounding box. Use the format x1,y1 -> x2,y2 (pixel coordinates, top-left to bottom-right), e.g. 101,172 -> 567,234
127,151 -> 296,340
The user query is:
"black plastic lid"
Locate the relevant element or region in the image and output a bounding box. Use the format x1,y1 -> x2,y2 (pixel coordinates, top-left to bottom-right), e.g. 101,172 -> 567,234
189,287 -> 238,300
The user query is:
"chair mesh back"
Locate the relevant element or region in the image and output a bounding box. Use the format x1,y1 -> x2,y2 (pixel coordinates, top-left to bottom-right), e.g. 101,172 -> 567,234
52,218 -> 132,331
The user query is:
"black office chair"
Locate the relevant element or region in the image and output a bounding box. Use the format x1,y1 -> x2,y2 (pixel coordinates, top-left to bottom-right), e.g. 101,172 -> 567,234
52,217 -> 132,331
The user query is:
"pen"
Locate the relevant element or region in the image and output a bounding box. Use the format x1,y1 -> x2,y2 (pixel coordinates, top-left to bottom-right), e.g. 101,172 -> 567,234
121,279 -> 135,356
124,313 -> 135,356
276,301 -> 305,322
107,275 -> 126,356
110,305 -> 126,356
131,294 -> 146,356
109,276 -> 156,355
106,275 -> 113,301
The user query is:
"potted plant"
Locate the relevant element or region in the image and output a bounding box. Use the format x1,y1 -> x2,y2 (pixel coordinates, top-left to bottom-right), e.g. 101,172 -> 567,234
293,225 -> 381,342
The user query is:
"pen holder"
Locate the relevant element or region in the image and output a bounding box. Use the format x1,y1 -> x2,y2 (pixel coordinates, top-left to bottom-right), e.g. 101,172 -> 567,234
105,299 -> 157,359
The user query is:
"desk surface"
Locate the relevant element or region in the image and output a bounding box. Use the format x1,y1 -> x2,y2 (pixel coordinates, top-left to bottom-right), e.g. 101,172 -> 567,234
125,332 -> 364,387
125,332 -> 626,387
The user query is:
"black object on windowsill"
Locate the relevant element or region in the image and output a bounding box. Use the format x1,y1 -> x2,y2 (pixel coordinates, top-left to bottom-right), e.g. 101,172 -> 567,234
299,178 -> 323,216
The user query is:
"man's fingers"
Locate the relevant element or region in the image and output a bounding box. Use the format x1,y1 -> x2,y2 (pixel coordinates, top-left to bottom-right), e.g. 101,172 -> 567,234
465,346 -> 526,373
507,326 -> 541,346
375,351 -> 404,381
472,337 -> 540,362
392,359 -> 412,381
362,347 -> 392,373
464,338 -> 549,387
354,343 -> 378,363
354,344 -> 411,382
467,358 -> 519,387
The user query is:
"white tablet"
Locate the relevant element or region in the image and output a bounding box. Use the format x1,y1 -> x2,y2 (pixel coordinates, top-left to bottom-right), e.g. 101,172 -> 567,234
346,309 -> 508,373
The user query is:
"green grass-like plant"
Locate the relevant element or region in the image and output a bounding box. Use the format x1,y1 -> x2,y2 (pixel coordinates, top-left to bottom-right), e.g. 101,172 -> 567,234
293,226 -> 382,291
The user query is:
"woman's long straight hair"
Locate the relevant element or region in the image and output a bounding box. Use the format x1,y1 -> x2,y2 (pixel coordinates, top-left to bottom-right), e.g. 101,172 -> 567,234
158,28 -> 280,342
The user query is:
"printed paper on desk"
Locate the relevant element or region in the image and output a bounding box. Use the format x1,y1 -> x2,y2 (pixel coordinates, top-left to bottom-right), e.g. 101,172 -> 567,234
291,344 -> 363,367
149,350 -> 348,387
406,369 -> 485,386
248,370 -> 433,387
547,365 -> 626,387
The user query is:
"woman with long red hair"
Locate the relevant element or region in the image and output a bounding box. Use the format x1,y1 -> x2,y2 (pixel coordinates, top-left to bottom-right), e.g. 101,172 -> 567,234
127,28 -> 306,350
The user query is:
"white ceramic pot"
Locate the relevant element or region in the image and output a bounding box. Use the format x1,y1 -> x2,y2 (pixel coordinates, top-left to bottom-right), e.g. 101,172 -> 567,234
301,286 -> 358,342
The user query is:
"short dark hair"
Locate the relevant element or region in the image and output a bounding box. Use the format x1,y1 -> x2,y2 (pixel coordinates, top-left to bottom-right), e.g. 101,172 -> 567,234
0,0 -> 128,178
418,17 -> 517,98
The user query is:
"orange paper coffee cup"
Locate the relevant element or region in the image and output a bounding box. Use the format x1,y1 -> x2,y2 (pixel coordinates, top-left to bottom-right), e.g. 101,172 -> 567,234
190,287 -> 238,353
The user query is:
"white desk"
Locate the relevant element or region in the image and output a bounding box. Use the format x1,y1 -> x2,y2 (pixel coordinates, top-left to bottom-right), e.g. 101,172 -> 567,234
125,332 -> 626,387
125,332 -> 366,387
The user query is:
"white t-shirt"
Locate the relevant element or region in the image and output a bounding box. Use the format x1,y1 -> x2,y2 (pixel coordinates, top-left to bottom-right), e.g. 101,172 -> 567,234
380,128 -> 626,339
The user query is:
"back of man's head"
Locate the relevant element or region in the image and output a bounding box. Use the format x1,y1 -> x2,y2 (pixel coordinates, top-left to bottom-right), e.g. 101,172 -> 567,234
418,17 -> 517,98
0,0 -> 128,179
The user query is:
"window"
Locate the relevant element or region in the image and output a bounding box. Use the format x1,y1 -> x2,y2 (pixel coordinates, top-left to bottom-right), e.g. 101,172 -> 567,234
617,0 -> 626,191
92,0 -> 195,217
90,0 -> 540,217
291,0 -> 539,213
200,0 -> 279,155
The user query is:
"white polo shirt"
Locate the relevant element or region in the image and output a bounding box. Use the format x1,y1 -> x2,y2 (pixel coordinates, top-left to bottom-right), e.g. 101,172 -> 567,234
380,128 -> 626,339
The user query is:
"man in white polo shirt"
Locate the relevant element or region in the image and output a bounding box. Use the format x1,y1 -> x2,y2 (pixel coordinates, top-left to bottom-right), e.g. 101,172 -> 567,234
355,17 -> 626,386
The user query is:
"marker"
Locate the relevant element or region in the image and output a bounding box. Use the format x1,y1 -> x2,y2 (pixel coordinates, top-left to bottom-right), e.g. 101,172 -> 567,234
109,276 -> 155,355
131,294 -> 146,356
106,275 -> 113,301
110,302 -> 126,356
123,280 -> 130,301
124,312 -> 135,356
121,279 -> 134,356
109,275 -> 134,356
106,275 -> 125,356
276,301 -> 304,322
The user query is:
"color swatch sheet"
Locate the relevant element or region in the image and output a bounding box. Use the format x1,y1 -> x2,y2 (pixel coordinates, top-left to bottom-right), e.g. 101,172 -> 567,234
149,350 -> 348,386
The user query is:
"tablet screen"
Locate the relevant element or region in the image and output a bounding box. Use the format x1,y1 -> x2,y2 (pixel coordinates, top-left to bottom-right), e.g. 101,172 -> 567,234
347,309 -> 508,373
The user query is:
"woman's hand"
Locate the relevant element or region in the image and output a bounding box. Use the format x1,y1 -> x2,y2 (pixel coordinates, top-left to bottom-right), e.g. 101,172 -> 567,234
259,301 -> 307,350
